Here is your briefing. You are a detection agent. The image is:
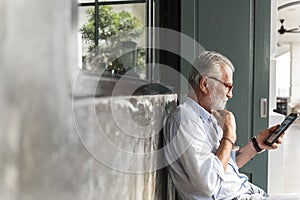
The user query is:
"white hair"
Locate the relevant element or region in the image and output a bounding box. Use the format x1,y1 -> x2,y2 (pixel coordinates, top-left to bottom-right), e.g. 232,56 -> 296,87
188,51 -> 235,89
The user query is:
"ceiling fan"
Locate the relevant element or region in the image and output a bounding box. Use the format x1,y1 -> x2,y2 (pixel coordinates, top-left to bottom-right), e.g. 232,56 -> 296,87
278,19 -> 300,34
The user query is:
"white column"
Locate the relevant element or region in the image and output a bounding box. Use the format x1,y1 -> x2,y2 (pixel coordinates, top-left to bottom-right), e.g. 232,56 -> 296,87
290,43 -> 300,105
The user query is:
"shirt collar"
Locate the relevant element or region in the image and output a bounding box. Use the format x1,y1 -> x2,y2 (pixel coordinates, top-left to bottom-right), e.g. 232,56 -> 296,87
184,96 -> 212,122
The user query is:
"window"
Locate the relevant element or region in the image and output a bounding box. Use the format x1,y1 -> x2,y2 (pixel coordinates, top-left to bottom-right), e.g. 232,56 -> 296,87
78,0 -> 152,80
76,0 -> 181,97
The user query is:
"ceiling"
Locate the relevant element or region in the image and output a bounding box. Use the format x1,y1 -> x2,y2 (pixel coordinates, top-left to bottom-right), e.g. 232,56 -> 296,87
277,0 -> 300,43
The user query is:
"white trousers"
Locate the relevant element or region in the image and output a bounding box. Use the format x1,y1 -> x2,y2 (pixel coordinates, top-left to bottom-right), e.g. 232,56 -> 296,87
236,183 -> 300,200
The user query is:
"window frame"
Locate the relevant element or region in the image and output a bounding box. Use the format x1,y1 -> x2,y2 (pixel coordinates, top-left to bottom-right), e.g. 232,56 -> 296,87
78,0 -> 153,78
77,0 -> 181,97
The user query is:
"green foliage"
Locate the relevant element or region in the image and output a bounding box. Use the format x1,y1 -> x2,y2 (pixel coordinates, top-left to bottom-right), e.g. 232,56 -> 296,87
135,48 -> 146,75
80,6 -> 144,53
80,5 -> 146,76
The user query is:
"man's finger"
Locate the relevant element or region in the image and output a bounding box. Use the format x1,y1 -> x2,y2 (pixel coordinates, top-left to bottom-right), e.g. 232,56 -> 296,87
269,124 -> 280,132
276,135 -> 285,144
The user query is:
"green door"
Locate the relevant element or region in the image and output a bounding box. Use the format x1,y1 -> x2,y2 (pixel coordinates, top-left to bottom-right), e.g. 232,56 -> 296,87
181,0 -> 271,191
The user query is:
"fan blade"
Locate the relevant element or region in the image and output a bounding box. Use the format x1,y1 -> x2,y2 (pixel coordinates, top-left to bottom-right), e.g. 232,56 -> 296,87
286,28 -> 299,32
286,28 -> 300,33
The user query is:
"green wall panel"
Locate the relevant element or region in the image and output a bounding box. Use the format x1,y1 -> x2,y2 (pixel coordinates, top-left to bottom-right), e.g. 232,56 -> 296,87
181,0 -> 271,191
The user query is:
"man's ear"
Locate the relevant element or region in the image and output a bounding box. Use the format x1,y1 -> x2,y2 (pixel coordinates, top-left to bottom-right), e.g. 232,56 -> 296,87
199,76 -> 209,94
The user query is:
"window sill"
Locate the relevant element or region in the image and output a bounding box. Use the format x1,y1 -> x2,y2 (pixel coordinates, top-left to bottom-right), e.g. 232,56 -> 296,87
73,69 -> 173,99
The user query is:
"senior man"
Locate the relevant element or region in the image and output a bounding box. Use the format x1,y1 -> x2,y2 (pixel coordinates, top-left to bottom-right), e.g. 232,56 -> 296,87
164,51 -> 284,200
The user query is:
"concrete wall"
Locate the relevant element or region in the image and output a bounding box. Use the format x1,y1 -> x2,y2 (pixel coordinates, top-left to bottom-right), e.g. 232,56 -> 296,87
0,0 -> 176,199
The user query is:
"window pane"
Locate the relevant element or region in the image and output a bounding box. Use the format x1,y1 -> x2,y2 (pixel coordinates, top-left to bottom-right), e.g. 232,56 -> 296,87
78,3 -> 147,79
78,6 -> 94,68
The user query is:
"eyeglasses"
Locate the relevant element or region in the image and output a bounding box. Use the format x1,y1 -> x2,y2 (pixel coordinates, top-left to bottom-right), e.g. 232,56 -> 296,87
208,77 -> 233,93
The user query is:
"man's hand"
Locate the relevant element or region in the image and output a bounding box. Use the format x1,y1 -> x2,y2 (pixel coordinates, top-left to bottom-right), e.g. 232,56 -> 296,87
235,125 -> 285,168
212,110 -> 237,144
256,124 -> 284,150
212,110 -> 237,170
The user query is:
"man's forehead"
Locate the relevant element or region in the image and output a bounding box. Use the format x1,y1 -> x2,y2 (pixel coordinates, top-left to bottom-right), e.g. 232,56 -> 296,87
220,65 -> 233,82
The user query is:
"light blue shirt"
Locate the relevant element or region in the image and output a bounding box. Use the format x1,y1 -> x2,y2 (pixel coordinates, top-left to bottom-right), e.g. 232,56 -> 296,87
164,97 -> 251,200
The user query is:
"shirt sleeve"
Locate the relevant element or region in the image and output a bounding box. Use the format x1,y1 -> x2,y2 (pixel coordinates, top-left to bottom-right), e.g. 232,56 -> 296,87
173,119 -> 226,197
231,149 -> 237,164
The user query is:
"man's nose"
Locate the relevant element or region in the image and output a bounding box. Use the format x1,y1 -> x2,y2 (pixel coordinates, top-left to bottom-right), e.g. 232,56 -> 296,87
227,90 -> 233,99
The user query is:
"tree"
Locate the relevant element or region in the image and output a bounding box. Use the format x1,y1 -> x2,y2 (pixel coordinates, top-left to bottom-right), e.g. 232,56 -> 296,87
80,5 -> 145,74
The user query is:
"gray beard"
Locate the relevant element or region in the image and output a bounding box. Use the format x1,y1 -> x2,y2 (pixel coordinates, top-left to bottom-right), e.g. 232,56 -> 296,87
210,88 -> 227,110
